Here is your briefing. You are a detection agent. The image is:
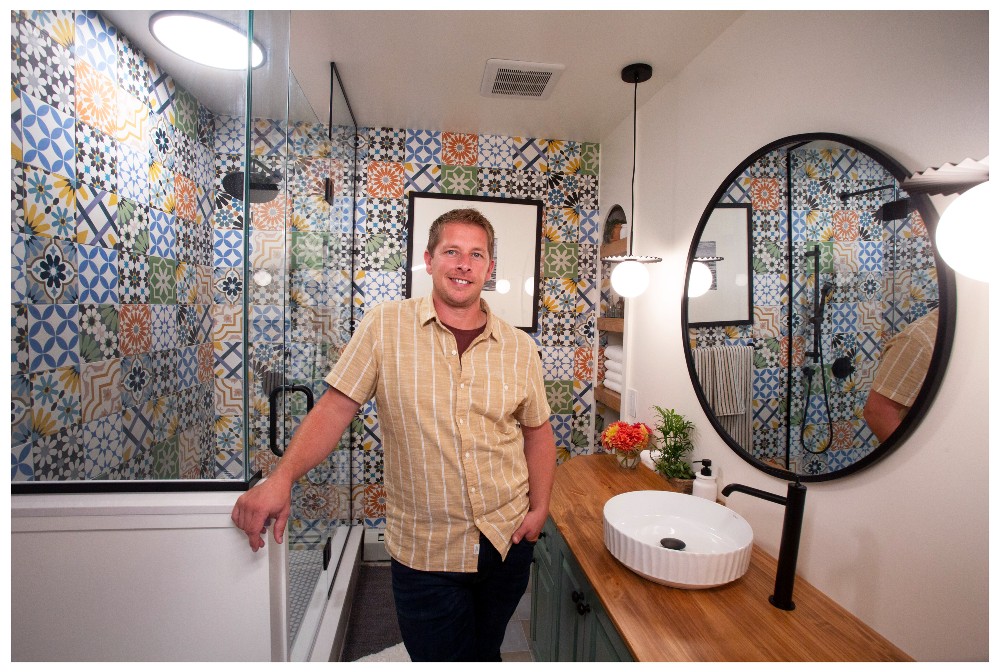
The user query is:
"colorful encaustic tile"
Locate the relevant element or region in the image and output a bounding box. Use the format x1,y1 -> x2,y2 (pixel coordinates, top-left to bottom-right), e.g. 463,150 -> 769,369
76,185 -> 119,248
16,16 -> 75,116
22,164 -> 77,240
21,92 -> 76,182
75,59 -> 116,137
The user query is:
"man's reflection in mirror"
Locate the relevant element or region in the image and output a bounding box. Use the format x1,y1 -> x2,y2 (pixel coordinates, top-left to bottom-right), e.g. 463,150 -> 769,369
863,308 -> 938,442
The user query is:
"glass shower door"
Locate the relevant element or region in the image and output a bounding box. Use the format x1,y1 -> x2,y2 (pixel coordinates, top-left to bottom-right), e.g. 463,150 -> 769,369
247,11 -> 358,658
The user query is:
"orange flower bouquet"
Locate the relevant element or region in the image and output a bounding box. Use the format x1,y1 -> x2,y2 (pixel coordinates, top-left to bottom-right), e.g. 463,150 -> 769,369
601,421 -> 653,469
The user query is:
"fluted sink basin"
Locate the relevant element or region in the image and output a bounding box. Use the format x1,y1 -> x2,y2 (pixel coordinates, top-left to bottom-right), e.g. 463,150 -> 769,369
603,490 -> 753,589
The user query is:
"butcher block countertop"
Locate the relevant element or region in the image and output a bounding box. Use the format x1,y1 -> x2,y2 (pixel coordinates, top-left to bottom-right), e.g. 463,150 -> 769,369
549,454 -> 912,661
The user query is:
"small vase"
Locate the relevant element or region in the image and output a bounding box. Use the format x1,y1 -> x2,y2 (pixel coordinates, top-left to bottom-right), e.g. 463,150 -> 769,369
616,451 -> 640,469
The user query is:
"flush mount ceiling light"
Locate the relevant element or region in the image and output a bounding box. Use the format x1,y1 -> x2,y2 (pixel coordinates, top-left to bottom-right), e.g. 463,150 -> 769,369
605,63 -> 661,298
149,11 -> 265,70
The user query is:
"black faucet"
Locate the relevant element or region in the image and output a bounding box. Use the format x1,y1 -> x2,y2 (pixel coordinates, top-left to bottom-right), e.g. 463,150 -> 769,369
721,480 -> 807,611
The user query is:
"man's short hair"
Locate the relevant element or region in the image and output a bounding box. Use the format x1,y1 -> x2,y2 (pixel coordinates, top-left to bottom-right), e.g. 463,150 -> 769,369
427,208 -> 495,260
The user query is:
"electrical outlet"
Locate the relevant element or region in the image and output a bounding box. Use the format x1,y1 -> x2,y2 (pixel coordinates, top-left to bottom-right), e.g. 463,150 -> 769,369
627,388 -> 637,419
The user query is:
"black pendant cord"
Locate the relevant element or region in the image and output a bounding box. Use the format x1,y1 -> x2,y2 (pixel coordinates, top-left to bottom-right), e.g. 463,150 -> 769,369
629,78 -> 637,258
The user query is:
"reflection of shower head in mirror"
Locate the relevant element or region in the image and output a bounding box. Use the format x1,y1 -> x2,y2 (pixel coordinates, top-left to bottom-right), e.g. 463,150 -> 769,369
221,158 -> 282,203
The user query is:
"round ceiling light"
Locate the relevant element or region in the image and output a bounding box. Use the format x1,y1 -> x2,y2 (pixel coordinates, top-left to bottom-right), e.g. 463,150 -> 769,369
149,11 -> 265,70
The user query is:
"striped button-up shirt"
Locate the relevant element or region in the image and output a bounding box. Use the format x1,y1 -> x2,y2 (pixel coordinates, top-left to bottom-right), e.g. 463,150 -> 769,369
324,296 -> 551,572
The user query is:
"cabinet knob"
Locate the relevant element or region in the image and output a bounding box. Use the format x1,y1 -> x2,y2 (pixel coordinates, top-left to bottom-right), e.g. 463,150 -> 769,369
571,590 -> 584,603
576,601 -> 591,616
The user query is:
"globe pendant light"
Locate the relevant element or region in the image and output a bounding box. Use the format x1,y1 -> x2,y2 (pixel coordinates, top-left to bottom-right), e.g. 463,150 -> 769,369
605,63 -> 661,298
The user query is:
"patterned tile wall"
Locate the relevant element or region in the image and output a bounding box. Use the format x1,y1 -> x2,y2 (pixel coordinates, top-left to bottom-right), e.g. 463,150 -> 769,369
12,10 -> 219,482
688,145 -> 939,477
349,128 -> 602,529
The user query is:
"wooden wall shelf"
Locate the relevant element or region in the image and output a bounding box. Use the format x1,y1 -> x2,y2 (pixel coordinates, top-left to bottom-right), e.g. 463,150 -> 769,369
600,236 -> 628,259
595,384 -> 621,412
596,317 -> 624,333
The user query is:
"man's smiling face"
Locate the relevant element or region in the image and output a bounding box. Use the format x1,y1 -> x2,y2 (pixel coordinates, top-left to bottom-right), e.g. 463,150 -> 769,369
424,220 -> 495,311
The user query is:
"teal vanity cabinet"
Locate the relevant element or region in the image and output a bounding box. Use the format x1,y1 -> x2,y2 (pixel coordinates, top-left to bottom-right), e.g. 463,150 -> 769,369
531,518 -> 632,662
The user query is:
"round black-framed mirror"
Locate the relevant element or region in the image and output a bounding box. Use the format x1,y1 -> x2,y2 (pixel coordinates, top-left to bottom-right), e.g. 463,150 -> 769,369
682,133 -> 956,482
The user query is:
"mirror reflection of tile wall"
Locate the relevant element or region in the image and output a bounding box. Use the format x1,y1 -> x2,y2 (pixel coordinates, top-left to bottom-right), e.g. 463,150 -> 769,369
688,145 -> 939,477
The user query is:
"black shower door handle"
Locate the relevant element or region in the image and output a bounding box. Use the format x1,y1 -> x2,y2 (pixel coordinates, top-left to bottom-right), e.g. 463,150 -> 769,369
268,385 -> 315,457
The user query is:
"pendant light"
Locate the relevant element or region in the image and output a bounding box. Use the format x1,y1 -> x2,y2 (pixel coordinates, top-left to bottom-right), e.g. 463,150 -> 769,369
901,157 -> 990,282
605,63 -> 661,298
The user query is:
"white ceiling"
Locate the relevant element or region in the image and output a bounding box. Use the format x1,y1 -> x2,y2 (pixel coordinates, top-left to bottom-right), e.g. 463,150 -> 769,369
103,10 -> 743,143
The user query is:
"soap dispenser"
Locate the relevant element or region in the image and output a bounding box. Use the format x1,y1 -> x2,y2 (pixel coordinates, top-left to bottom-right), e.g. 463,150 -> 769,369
692,459 -> 717,501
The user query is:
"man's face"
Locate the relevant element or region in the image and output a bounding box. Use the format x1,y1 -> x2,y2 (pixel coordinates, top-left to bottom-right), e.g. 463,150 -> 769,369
424,221 -> 495,311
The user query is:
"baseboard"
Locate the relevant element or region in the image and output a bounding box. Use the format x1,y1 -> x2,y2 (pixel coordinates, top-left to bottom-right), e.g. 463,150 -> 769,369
363,528 -> 390,562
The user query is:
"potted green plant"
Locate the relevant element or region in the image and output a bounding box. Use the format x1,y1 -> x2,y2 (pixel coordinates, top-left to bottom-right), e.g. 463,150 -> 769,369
650,406 -> 696,493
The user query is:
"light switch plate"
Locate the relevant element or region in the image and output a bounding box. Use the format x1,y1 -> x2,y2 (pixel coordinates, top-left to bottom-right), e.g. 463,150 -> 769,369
627,388 -> 637,419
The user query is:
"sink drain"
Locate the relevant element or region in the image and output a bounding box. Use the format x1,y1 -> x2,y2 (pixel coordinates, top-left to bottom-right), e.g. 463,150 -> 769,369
660,537 -> 686,551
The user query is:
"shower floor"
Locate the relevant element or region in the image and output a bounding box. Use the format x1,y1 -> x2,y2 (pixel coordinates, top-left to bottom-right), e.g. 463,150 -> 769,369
288,547 -> 323,647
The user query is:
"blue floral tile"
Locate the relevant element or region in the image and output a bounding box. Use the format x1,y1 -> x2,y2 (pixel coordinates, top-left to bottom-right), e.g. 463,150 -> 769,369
148,209 -> 176,259
368,127 -> 406,162
76,243 -> 119,304
404,129 -> 441,164
366,198 -> 408,233
74,11 -> 117,78
478,135 -> 515,169
214,267 -> 244,305
27,236 -> 79,303
21,92 -> 75,181
12,441 -> 35,482
542,346 -> 575,380
149,304 -> 179,351
214,230 -> 244,267
22,164 -> 76,240
121,353 -> 153,407
117,143 -> 149,205
31,364 -> 81,436
177,345 -> 200,390
12,372 -> 33,444
250,305 -> 286,342
214,115 -> 244,154
478,168 -> 510,198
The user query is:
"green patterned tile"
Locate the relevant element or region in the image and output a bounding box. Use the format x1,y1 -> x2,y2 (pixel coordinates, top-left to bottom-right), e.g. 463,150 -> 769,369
173,88 -> 199,140
580,142 -> 600,175
543,241 -> 579,278
118,198 -> 150,254
151,435 -> 180,479
291,231 -> 328,270
148,255 -> 176,304
545,380 -> 574,414
440,166 -> 478,195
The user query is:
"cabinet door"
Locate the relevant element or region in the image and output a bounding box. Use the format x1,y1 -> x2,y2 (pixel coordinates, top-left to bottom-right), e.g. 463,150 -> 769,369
529,519 -> 560,662
557,556 -> 586,661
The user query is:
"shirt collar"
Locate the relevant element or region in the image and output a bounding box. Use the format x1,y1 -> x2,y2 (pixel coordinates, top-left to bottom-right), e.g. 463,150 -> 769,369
418,295 -> 498,341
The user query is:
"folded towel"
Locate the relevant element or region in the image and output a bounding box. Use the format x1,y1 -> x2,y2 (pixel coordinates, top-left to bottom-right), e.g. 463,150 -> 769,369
605,344 -> 624,362
604,370 -> 623,385
603,378 -> 623,393
605,359 -> 623,373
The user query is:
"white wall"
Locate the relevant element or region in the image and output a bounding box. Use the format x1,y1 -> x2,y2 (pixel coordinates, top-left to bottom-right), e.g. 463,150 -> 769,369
599,10 -> 989,661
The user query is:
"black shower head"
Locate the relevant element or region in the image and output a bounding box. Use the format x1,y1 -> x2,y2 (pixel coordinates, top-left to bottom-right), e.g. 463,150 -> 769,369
221,159 -> 282,203
874,198 -> 910,222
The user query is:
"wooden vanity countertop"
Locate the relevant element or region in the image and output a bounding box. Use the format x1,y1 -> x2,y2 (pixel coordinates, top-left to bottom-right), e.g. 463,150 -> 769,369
549,454 -> 912,662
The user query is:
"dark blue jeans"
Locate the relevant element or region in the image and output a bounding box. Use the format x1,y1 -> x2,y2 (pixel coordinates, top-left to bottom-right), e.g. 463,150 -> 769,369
390,533 -> 535,662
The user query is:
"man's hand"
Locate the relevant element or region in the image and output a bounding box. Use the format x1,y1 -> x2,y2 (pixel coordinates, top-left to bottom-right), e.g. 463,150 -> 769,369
511,507 -> 547,544
231,476 -> 293,552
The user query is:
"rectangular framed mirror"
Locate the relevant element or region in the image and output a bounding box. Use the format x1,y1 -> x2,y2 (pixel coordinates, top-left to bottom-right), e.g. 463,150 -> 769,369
406,192 -> 543,331
688,203 -> 753,326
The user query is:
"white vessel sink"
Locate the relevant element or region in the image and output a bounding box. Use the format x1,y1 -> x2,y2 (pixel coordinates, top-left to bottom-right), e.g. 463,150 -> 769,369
603,490 -> 753,589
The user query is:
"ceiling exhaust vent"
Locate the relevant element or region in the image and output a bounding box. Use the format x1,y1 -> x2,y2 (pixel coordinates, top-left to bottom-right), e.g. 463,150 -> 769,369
480,59 -> 565,100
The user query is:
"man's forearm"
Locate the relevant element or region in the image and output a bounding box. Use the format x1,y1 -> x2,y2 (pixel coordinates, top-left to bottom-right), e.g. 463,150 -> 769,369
521,420 -> 557,516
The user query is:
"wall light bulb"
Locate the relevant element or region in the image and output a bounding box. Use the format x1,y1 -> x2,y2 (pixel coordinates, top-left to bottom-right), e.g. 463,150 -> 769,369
688,261 -> 713,297
935,180 -> 993,283
611,260 -> 650,298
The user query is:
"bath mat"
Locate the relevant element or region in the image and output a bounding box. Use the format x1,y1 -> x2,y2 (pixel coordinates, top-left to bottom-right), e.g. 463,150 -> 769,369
340,563 -> 403,661
356,642 -> 410,662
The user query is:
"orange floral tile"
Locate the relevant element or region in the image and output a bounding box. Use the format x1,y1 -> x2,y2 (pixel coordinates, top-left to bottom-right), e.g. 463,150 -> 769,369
175,173 -> 197,221
118,304 -> 152,356
748,177 -> 782,211
75,60 -> 116,136
574,346 -> 594,381
251,194 -> 291,231
441,132 -> 478,166
778,334 -> 806,368
197,342 -> 213,384
831,210 -> 859,241
366,161 -> 404,198
364,483 -> 386,519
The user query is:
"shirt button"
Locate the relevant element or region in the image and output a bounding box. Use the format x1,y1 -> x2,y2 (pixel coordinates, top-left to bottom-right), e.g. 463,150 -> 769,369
460,383 -> 465,389
504,384 -> 509,390
470,486 -> 476,493
458,418 -> 464,425
451,349 -> 458,356
465,452 -> 470,458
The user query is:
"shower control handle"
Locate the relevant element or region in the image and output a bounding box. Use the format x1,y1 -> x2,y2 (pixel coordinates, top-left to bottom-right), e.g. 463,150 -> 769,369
268,384 -> 315,457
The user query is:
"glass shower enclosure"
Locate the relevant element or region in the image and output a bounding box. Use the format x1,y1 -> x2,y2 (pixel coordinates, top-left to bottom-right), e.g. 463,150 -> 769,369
11,8 -> 359,659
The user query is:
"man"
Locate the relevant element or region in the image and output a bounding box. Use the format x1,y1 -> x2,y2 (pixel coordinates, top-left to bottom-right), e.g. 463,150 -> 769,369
231,208 -> 556,662
863,308 -> 938,442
